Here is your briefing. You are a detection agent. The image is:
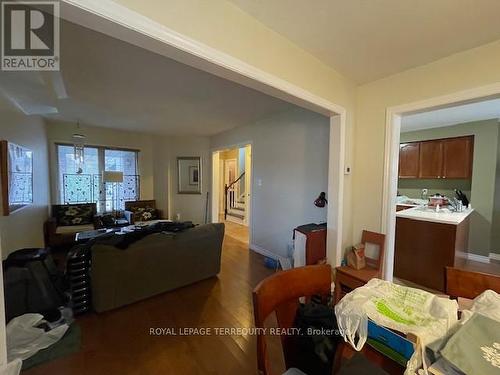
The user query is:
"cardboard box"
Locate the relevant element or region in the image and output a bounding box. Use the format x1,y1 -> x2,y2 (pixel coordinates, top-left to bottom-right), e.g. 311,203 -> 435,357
367,319 -> 415,365
347,243 -> 366,270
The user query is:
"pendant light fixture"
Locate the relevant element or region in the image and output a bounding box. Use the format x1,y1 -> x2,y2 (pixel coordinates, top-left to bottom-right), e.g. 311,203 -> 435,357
72,120 -> 86,174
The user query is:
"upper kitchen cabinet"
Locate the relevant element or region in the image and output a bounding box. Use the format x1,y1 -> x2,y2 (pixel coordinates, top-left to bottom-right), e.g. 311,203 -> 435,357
419,140 -> 443,178
399,143 -> 420,178
398,135 -> 474,179
442,136 -> 474,179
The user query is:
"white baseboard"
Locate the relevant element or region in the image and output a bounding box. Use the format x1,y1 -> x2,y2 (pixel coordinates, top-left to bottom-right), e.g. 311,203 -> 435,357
456,251 -> 490,263
249,244 -> 291,270
489,252 -> 500,262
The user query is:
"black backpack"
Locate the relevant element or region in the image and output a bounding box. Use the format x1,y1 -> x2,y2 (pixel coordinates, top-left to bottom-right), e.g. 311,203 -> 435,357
292,299 -> 341,375
3,248 -> 66,322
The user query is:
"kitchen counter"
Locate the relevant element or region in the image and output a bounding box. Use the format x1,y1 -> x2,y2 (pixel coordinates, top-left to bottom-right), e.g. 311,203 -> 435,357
396,205 -> 474,225
395,205 -> 472,291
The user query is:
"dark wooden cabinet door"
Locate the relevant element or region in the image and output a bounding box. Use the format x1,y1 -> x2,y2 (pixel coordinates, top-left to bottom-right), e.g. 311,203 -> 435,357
398,143 -> 420,178
419,140 -> 443,178
442,136 -> 473,179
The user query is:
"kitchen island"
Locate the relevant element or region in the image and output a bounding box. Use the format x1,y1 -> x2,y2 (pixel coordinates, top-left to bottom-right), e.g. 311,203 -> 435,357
394,205 -> 474,291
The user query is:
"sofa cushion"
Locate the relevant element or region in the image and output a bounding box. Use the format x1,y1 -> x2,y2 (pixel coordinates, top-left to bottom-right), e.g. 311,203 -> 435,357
54,204 -> 94,226
130,206 -> 158,222
55,224 -> 94,235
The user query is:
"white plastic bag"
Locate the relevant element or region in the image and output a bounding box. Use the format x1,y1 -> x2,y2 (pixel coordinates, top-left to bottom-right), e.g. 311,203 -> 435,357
0,359 -> 21,375
460,290 -> 500,323
6,313 -> 68,362
334,279 -> 458,375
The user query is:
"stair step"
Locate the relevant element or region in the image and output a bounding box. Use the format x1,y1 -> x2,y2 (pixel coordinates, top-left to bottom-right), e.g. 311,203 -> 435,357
227,212 -> 245,220
232,206 -> 245,212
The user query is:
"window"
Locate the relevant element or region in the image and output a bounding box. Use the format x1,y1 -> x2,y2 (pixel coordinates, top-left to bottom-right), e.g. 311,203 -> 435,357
56,144 -> 139,212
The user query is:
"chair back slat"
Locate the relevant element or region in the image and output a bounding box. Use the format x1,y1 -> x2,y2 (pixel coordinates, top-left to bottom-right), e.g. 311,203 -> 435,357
361,230 -> 385,274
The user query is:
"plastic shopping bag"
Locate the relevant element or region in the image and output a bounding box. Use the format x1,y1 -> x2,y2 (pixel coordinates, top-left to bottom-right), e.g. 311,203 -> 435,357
334,279 -> 458,375
0,359 -> 21,375
460,290 -> 500,323
6,313 -> 68,362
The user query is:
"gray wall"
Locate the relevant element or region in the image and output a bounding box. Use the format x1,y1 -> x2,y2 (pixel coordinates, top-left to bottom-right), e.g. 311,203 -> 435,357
0,110 -> 50,258
211,108 -> 330,258
153,136 -> 211,224
400,119 -> 499,256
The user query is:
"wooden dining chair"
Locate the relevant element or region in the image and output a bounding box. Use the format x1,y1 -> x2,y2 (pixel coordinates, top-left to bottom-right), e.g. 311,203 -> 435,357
334,230 -> 385,303
252,264 -> 332,375
445,266 -> 500,299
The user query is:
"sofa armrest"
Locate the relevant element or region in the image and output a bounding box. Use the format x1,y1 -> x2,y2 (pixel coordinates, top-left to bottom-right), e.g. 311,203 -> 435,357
124,210 -> 134,224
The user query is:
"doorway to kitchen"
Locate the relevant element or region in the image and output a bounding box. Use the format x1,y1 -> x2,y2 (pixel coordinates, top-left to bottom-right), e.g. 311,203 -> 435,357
383,86 -> 500,292
212,144 -> 252,244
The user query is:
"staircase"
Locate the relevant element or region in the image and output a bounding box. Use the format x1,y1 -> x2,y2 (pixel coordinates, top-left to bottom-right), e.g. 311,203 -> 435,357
225,173 -> 246,225
227,196 -> 246,224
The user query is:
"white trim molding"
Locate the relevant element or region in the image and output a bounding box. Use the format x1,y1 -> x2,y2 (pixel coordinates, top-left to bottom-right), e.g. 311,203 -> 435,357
382,82 -> 500,281
489,252 -> 500,263
61,0 -> 344,117
456,251 -> 491,264
250,243 -> 292,269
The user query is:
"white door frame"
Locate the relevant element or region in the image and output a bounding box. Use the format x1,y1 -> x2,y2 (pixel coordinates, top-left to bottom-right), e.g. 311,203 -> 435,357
244,145 -> 251,226
381,82 -> 500,281
212,141 -> 254,242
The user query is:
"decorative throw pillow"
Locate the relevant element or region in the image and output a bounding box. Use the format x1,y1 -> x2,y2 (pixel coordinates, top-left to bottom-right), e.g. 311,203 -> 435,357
54,204 -> 94,226
131,207 -> 157,222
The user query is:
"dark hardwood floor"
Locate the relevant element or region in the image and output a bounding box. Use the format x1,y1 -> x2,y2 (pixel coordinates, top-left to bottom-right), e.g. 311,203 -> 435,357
24,225 -> 278,375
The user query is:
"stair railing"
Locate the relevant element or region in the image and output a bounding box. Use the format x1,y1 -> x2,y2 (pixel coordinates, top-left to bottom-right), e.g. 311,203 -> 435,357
224,172 -> 245,220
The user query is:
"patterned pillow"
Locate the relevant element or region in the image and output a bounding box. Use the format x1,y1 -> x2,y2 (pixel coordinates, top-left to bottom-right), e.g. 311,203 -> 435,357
54,204 -> 94,226
131,207 -> 157,222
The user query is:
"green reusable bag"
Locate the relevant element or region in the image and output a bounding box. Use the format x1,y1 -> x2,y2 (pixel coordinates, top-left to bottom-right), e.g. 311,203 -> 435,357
441,313 -> 500,375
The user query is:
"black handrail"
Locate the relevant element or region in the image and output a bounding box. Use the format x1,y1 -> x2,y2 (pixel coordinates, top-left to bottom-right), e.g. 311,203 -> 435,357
224,172 -> 245,220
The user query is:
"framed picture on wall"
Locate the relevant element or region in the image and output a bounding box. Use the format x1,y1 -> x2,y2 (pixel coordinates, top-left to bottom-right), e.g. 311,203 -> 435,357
177,157 -> 201,194
0,140 -> 33,215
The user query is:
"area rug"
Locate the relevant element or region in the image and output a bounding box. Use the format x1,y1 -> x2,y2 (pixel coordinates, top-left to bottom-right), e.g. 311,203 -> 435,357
21,323 -> 81,371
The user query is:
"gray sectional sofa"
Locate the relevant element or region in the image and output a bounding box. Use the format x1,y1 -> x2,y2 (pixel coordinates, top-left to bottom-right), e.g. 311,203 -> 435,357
91,223 -> 224,312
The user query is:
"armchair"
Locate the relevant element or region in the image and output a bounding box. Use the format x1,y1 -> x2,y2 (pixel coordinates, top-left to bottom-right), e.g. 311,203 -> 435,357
44,203 -> 98,249
124,200 -> 163,224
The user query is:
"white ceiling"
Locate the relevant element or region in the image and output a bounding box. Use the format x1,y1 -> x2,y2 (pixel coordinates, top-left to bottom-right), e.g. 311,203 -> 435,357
401,98 -> 500,132
229,0 -> 500,83
0,21 -> 295,136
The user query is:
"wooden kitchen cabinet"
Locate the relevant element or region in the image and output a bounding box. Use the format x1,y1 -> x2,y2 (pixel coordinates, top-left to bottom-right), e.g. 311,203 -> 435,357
442,136 -> 473,179
399,143 -> 420,178
398,135 -> 474,179
419,140 -> 443,178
